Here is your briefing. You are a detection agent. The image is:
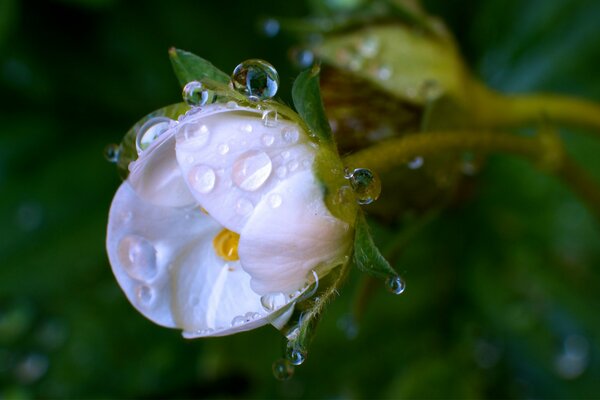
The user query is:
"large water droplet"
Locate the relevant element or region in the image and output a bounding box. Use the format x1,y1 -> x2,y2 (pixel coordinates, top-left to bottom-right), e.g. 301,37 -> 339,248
260,292 -> 287,311
262,109 -> 278,127
103,144 -> 120,163
286,346 -> 307,366
347,168 -> 381,205
272,358 -> 294,381
386,276 -> 406,295
136,117 -> 172,153
189,165 -> 216,194
232,151 -> 272,191
117,235 -> 157,281
182,81 -> 209,106
231,59 -> 279,101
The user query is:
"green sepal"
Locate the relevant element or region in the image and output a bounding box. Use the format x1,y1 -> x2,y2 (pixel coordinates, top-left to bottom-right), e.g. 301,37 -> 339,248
292,64 -> 334,144
168,48 -> 230,88
353,211 -> 398,279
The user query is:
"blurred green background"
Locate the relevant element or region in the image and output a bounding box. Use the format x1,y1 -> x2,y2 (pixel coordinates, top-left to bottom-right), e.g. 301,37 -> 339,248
1,0 -> 600,398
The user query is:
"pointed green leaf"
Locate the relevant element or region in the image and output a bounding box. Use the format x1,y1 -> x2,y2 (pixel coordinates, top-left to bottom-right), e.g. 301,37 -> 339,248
168,47 -> 230,88
292,64 -> 334,143
353,211 -> 398,279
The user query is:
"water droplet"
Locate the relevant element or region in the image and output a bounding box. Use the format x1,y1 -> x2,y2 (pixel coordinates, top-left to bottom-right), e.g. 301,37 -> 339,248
226,100 -> 237,109
244,311 -> 261,320
276,166 -> 287,178
181,123 -> 210,148
282,126 -> 299,143
182,80 -> 209,106
347,168 -> 381,205
407,156 -> 424,169
286,346 -> 306,366
287,160 -> 299,172
232,151 -> 273,191
231,315 -> 246,327
117,235 -> 157,281
386,276 -> 406,295
136,285 -> 154,305
240,123 -> 253,133
272,358 -> 294,381
103,144 -> 120,163
262,109 -> 278,127
236,198 -> 254,216
261,134 -> 275,146
260,292 -> 287,311
231,59 -> 279,101
269,193 -> 282,208
262,18 -> 280,37
189,165 -> 216,194
217,143 -> 229,155
136,117 -> 172,153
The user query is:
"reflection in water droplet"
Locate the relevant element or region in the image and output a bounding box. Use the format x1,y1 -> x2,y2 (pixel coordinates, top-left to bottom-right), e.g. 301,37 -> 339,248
347,168 -> 381,205
286,346 -> 306,366
386,276 -> 406,295
231,59 -> 279,101
117,235 -> 157,281
407,156 -> 424,169
189,165 -> 216,194
232,151 -> 273,191
236,198 -> 254,216
103,144 -> 120,163
136,117 -> 172,153
260,292 -> 287,311
136,285 -> 154,305
262,109 -> 278,127
240,123 -> 253,133
182,81 -> 209,106
217,143 -> 230,155
262,18 -> 280,37
269,193 -> 282,208
282,127 -> 299,143
272,358 -> 294,381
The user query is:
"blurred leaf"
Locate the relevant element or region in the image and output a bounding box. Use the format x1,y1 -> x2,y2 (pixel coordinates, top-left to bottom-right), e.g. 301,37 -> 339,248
0,0 -> 17,49
168,48 -> 230,88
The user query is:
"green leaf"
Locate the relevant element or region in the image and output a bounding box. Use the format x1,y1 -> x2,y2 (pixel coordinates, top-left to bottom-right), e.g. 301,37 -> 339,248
292,64 -> 334,143
353,211 -> 398,279
168,47 -> 230,88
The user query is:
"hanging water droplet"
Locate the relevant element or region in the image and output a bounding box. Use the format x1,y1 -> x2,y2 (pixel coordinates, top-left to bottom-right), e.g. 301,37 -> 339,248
282,126 -> 299,143
269,193 -> 282,208
117,235 -> 157,281
262,18 -> 280,37
103,144 -> 120,163
231,59 -> 279,101
235,198 -> 254,216
272,358 -> 294,381
386,275 -> 406,295
260,292 -> 287,311
262,109 -> 278,127
136,285 -> 154,305
189,165 -> 216,194
407,156 -> 424,169
136,117 -> 172,153
261,134 -> 275,146
347,168 -> 381,205
182,81 -> 209,106
286,346 -> 307,366
232,150 -> 273,191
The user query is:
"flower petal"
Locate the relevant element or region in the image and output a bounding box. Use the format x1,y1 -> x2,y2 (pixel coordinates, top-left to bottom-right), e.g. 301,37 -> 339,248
175,104 -> 317,233
238,170 -> 352,295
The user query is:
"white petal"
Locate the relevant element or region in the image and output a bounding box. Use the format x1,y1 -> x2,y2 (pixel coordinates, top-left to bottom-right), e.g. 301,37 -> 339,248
175,104 -> 316,232
238,170 -> 352,295
129,129 -> 196,208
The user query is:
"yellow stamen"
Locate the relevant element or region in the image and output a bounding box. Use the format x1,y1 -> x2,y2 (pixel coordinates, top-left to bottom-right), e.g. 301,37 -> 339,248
213,229 -> 240,261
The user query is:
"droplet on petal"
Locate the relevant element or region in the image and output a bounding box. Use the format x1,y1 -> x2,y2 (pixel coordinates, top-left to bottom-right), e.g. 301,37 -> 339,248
231,59 -> 279,101
182,81 -> 209,106
181,123 -> 210,148
235,198 -> 254,216
136,285 -> 155,306
282,126 -> 299,143
232,150 -> 273,191
117,235 -> 157,281
136,117 -> 172,153
188,165 -> 216,194
262,109 -> 278,127
260,292 -> 287,311
347,168 -> 381,205
268,193 -> 282,208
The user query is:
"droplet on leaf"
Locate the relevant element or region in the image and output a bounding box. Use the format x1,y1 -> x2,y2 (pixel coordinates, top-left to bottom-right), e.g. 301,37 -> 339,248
182,81 -> 209,106
346,168 -> 381,204
231,59 -> 279,101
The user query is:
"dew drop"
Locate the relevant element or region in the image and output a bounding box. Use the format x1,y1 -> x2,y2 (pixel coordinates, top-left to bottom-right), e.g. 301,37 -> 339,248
232,150 -> 273,191
182,80 -> 209,106
407,156 -> 424,169
189,165 -> 216,194
231,59 -> 279,100
286,346 -> 307,366
260,292 -> 287,311
239,123 -> 253,133
181,123 -> 210,148
103,144 -> 120,163
272,358 -> 294,381
136,117 -> 172,153
117,235 -> 157,281
217,143 -> 230,155
136,285 -> 154,305
287,160 -> 299,172
262,109 -> 278,127
231,315 -> 246,327
236,198 -> 254,216
347,168 -> 381,204
282,126 -> 299,143
269,193 -> 282,208
261,134 -> 275,146
386,275 -> 406,295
